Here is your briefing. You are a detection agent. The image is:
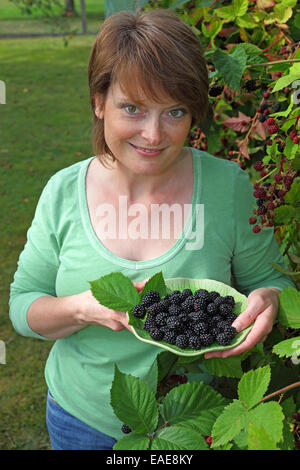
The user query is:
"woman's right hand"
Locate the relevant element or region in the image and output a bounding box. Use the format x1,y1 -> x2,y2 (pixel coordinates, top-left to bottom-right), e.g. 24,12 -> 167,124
74,278 -> 150,332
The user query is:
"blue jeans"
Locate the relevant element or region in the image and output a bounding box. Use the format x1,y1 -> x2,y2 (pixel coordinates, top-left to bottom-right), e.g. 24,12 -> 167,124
46,390 -> 117,450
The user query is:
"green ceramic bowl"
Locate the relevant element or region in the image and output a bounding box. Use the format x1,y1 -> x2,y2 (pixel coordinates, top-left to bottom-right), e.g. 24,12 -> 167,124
127,278 -> 252,357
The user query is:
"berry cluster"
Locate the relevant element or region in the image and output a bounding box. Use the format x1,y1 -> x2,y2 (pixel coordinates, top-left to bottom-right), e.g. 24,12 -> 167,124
132,289 -> 237,350
249,158 -> 297,233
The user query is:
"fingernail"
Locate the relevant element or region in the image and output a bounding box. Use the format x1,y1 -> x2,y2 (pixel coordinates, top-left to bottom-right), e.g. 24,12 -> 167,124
232,320 -> 241,332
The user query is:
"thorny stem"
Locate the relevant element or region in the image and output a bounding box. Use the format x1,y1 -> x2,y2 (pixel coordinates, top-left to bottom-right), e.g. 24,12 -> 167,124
255,381 -> 300,406
246,58 -> 300,68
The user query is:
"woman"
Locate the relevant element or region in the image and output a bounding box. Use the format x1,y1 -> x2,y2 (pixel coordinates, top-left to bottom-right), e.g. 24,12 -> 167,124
9,9 -> 294,450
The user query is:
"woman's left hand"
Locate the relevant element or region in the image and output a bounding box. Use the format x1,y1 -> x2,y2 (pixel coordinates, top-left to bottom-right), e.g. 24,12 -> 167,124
204,287 -> 281,359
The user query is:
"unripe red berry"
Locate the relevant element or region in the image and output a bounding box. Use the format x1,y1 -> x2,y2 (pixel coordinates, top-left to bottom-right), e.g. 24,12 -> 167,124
266,117 -> 275,125
260,169 -> 267,177
263,91 -> 270,98
292,136 -> 299,144
253,161 -> 264,171
249,216 -> 257,225
268,124 -> 279,135
252,225 -> 262,233
274,173 -> 282,183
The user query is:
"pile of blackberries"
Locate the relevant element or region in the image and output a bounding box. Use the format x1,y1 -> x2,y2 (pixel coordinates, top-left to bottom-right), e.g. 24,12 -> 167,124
131,288 -> 237,350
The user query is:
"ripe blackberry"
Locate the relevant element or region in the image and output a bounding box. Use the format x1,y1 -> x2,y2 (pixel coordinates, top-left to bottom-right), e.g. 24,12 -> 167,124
244,79 -> 257,91
223,295 -> 235,306
199,333 -> 214,347
121,424 -> 132,434
214,296 -> 226,307
188,311 -> 205,322
181,296 -> 195,313
143,314 -> 156,332
159,298 -> 170,310
216,320 -> 231,332
147,302 -> 163,315
219,303 -> 233,317
208,291 -> 220,302
209,315 -> 223,327
192,322 -> 208,335
142,290 -> 160,307
208,85 -> 224,97
166,316 -> 180,330
168,304 -> 182,316
189,335 -> 202,350
168,291 -> 182,305
149,327 -> 164,341
194,296 -> 207,310
181,288 -> 193,300
207,302 -> 218,315
175,334 -> 188,349
216,332 -> 233,346
155,312 -> 168,326
132,304 -> 147,319
163,330 -> 177,345
194,289 -> 209,299
226,312 -> 237,323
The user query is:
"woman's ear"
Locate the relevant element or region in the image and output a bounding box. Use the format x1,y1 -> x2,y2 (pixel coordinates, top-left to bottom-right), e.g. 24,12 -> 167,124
94,93 -> 105,119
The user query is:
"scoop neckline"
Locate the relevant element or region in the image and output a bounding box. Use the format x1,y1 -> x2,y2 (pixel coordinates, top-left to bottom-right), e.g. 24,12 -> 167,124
78,147 -> 202,270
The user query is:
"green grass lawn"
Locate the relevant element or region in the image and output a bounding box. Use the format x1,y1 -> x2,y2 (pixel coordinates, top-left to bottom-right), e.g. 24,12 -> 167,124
0,0 -> 105,34
0,32 -> 98,450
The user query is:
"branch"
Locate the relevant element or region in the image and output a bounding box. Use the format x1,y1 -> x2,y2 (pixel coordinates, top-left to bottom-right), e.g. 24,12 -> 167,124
255,381 -> 300,406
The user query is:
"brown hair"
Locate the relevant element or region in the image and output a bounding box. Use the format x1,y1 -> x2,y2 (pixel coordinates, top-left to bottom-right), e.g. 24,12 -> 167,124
88,8 -> 209,165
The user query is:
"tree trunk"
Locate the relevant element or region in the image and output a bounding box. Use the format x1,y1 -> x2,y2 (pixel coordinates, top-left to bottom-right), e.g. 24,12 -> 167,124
80,0 -> 87,34
64,0 -> 76,15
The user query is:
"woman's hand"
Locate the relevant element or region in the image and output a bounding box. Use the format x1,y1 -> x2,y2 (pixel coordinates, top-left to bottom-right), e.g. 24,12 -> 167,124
75,278 -> 150,333
204,287 -> 281,359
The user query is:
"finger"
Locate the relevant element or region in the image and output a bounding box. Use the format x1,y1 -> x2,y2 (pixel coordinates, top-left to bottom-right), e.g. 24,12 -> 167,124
232,299 -> 265,333
205,305 -> 274,359
133,278 -> 150,292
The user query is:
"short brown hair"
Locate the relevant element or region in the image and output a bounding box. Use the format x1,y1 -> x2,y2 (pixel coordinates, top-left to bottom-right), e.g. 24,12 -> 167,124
88,9 -> 209,165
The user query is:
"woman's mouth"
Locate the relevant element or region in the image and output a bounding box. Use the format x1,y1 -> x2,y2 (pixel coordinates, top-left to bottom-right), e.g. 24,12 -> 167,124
129,143 -> 165,157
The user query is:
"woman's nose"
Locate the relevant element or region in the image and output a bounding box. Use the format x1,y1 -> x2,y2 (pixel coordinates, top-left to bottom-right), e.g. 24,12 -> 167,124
140,116 -> 164,146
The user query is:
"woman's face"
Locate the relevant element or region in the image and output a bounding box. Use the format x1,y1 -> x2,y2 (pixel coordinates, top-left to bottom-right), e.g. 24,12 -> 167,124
95,82 -> 192,176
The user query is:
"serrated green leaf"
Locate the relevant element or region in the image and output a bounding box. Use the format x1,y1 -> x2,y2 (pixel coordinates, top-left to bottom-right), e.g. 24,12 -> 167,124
248,402 -> 284,444
161,382 -> 228,435
151,425 -> 208,450
113,433 -> 150,450
204,355 -> 243,378
238,365 -> 271,409
142,358 -> 158,395
89,272 -> 140,310
247,422 -> 279,450
212,48 -> 247,91
140,271 -> 167,300
284,178 -> 300,206
278,287 -> 300,328
211,400 -> 249,447
280,419 -> 296,450
273,336 -> 300,359
110,365 -> 158,434
233,0 -> 249,17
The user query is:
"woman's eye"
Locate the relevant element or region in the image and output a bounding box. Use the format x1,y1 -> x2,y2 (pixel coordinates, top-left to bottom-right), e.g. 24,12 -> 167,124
169,108 -> 186,118
124,105 -> 139,115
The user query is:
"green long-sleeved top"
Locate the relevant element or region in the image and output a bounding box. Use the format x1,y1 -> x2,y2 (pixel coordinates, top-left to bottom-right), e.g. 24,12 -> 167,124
9,148 -> 294,440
